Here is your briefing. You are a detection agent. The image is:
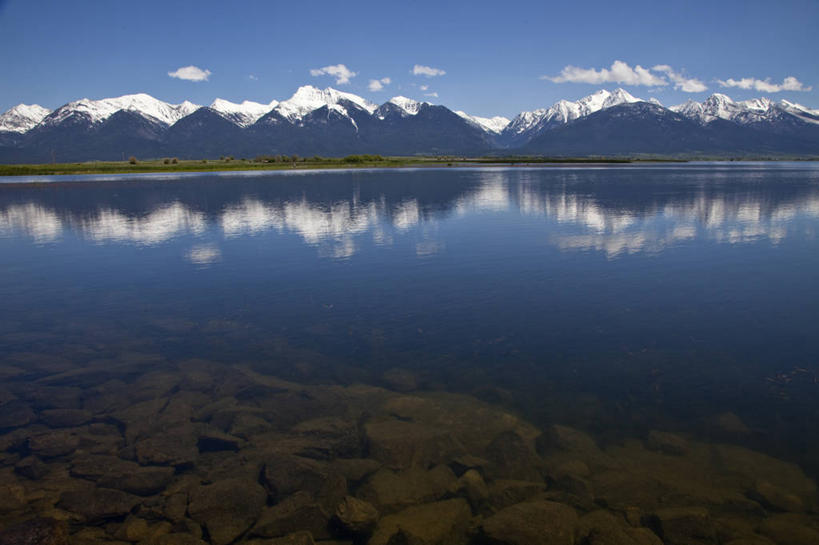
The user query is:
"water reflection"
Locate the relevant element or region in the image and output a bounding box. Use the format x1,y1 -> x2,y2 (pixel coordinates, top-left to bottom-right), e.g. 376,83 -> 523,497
1,166 -> 818,260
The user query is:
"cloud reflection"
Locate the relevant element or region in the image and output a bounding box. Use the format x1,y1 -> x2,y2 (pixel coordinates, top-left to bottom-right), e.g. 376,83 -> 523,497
2,170 -> 818,259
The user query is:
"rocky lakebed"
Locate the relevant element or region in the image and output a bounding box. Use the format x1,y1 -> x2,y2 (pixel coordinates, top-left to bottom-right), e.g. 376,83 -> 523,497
0,355 -> 817,545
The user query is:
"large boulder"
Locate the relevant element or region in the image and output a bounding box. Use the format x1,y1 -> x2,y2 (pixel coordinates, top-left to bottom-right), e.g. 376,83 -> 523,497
188,478 -> 267,545
358,465 -> 458,512
252,491 -> 332,540
97,465 -> 175,496
480,500 -> 577,545
368,498 -> 471,545
58,488 -> 141,522
645,507 -> 717,545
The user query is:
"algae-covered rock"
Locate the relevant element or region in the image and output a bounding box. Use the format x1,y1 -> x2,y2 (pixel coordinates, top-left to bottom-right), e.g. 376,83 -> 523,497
357,465 -> 458,512
262,454 -> 331,501
480,500 -> 577,545
188,478 -> 267,545
27,431 -> 79,459
134,429 -> 198,467
487,479 -> 547,510
0,517 -> 68,545
14,457 -> 49,480
368,498 -> 471,545
575,510 -> 661,545
0,401 -> 37,431
750,479 -> 804,512
39,409 -> 92,429
252,491 -> 331,540
757,513 -> 819,545
484,430 -> 542,481
334,496 -> 379,534
645,431 -> 689,456
457,469 -> 489,508
97,465 -> 175,496
58,488 -> 140,522
646,506 -> 717,545
364,420 -> 464,469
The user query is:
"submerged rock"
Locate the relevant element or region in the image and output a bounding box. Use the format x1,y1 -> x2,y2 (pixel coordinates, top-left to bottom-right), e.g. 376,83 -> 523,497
484,430 -> 542,481
252,491 -> 331,540
480,500 -> 577,545
757,513 -> 819,545
58,487 -> 141,522
0,401 -> 37,431
368,498 -> 471,545
0,517 -> 68,545
381,368 -> 418,392
188,478 -> 267,545
39,409 -> 92,428
27,431 -> 80,459
14,456 -> 49,480
134,429 -> 198,467
645,431 -> 689,456
358,465 -> 458,512
97,465 -> 175,496
364,420 -> 464,469
645,506 -> 717,545
333,496 -> 379,534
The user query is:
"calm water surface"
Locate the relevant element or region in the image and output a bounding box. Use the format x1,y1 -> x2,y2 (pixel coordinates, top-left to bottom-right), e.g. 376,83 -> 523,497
1,164 -> 819,539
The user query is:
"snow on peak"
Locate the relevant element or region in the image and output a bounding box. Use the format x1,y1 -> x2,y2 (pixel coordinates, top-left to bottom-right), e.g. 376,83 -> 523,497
455,111 -> 510,134
275,85 -> 377,121
210,98 -> 278,126
505,88 -> 644,136
0,104 -> 52,133
673,93 -> 783,124
387,96 -> 424,116
45,93 -> 201,126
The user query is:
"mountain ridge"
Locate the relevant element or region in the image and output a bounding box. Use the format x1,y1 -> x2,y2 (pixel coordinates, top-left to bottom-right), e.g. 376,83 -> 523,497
1,86 -> 818,161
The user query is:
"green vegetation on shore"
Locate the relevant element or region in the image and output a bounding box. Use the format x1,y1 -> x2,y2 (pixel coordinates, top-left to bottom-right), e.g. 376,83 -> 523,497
0,155 -> 661,177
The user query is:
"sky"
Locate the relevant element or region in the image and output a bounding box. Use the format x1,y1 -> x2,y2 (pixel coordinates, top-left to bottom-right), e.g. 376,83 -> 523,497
1,0 -> 817,118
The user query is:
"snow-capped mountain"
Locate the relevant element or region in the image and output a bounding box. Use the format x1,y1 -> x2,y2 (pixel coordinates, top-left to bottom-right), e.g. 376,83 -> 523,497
455,111 -> 511,134
670,94 -> 819,126
0,104 -> 52,133
42,93 -> 200,127
502,88 -> 641,144
210,99 -> 278,127
273,86 -> 377,123
1,87 -> 817,162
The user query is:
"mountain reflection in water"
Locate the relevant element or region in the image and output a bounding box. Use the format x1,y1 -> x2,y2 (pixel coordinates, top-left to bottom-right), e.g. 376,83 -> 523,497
2,166 -> 818,259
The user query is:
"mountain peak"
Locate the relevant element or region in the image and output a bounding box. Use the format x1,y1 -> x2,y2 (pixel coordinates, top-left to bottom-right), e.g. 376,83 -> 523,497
0,103 -> 52,133
210,98 -> 278,126
276,86 -> 377,121
387,96 -> 424,116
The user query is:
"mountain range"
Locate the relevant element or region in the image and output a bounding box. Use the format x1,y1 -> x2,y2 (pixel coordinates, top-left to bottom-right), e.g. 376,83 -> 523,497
1,86 -> 818,162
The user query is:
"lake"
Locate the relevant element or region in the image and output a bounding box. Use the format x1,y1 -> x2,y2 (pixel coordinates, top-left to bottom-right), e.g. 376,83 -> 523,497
1,163 -> 818,544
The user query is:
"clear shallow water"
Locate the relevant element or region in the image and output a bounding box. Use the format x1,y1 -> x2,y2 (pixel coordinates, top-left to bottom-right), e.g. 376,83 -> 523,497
1,164 -> 819,541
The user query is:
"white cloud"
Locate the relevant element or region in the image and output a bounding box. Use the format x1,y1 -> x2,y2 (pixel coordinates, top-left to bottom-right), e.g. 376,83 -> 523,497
368,77 -> 391,92
168,65 -> 211,82
412,65 -> 446,77
419,85 -> 429,91
424,92 -> 438,98
309,64 -> 357,85
652,65 -> 707,93
543,60 -> 667,87
248,74 -> 258,81
717,76 -> 812,93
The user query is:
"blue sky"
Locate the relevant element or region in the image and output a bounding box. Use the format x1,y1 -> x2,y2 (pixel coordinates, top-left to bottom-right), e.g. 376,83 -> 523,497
1,0 -> 817,117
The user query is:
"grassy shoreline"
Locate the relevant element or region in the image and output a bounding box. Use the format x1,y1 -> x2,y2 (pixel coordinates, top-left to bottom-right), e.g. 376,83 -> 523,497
0,155 -> 815,177
0,156 -> 640,177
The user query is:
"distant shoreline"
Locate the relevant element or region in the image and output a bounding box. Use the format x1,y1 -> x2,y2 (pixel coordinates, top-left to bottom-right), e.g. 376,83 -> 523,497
1,156 -> 818,177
